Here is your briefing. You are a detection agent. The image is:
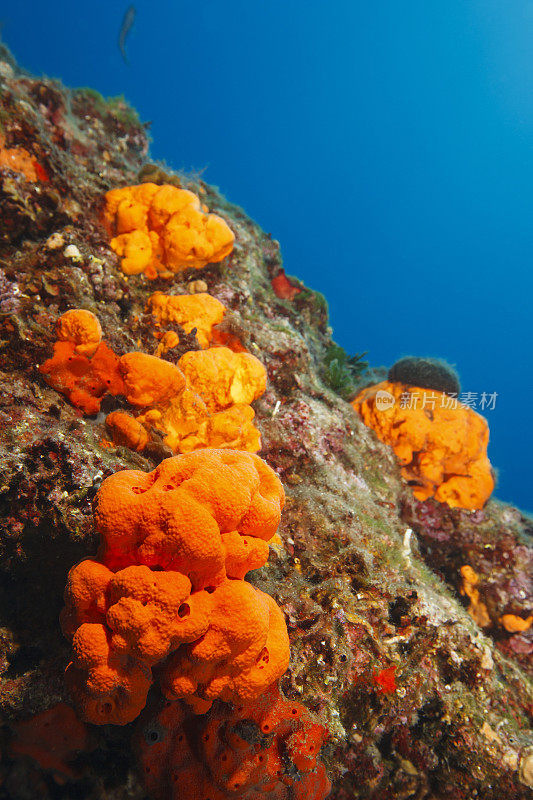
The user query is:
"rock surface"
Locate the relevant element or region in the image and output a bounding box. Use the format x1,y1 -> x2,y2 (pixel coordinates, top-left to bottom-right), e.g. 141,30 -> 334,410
0,46 -> 531,799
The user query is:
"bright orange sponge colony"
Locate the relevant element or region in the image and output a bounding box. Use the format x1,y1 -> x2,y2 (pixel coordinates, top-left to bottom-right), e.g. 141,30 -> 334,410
61,450 -> 288,724
160,580 -> 290,712
93,449 -> 284,580
39,340 -> 124,415
40,312 -> 266,453
352,380 -> 494,510
179,346 -> 267,412
137,683 -> 331,800
146,291 -> 226,349
105,411 -> 150,452
56,309 -> 102,357
104,183 -> 235,279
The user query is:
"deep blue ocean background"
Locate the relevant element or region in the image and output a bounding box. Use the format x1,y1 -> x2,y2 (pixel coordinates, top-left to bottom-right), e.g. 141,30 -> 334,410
4,1 -> 531,512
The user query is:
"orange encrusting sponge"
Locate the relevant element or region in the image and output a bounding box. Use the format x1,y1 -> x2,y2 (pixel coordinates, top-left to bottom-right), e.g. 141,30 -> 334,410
0,134 -> 48,183
137,682 -> 331,800
61,450 -> 289,725
352,380 -> 494,510
38,340 -> 124,415
146,291 -> 226,349
103,183 -> 235,279
93,449 -> 284,580
39,311 -> 265,454
56,309 -> 102,357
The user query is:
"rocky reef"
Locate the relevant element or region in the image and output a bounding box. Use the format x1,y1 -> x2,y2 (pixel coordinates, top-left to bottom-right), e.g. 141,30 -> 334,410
0,46 -> 531,799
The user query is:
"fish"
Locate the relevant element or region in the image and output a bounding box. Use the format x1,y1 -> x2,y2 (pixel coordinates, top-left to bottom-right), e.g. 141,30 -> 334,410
118,5 -> 136,65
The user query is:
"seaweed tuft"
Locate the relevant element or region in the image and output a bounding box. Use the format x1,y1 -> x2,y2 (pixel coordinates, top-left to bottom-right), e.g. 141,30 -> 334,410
323,343 -> 368,399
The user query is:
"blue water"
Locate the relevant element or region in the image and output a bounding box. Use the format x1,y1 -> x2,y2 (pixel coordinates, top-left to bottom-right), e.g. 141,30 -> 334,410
4,1 -> 532,512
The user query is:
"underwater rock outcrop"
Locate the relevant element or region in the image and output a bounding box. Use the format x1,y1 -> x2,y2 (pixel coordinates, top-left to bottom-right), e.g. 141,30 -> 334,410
0,44 -> 531,800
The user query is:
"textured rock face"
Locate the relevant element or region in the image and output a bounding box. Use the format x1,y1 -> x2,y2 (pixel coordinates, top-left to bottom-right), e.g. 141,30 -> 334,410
0,46 -> 531,799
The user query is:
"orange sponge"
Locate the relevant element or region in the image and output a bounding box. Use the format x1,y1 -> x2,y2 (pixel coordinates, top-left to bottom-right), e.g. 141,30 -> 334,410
105,411 -> 150,452
0,134 -> 46,183
161,579 -> 290,711
40,310 -> 265,454
61,450 -> 289,726
61,558 -> 113,637
106,565 -> 212,664
39,340 -> 124,415
147,291 -> 226,349
104,183 -> 234,279
117,350 -> 264,454
93,450 -> 285,584
56,309 -> 102,357
9,703 -> 92,784
352,380 -> 494,509
137,683 -> 331,800
202,404 -> 261,454
120,351 -> 187,408
178,346 -> 267,412
65,622 -> 152,725
61,560 -> 212,724
128,347 -> 265,454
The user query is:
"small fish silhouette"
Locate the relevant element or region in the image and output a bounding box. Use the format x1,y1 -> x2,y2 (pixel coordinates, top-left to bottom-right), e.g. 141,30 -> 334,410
118,5 -> 136,65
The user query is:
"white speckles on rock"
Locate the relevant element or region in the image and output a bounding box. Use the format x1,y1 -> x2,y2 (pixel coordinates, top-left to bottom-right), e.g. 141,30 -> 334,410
402,528 -> 413,560
63,244 -> 82,261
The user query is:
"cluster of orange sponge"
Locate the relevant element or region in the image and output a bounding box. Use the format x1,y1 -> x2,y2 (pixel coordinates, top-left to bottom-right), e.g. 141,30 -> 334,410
119,345 -> 266,454
352,380 -> 494,510
137,682 -> 330,800
146,290 -> 226,349
39,309 -> 266,453
39,310 -> 124,415
0,133 -> 48,183
61,449 -> 289,725
103,183 -> 235,279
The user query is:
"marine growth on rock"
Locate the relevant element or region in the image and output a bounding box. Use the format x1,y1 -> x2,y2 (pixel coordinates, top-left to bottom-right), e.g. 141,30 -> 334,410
104,183 -> 235,279
1,49 -> 531,800
61,450 -> 289,724
353,379 -> 494,509
39,310 -> 266,454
